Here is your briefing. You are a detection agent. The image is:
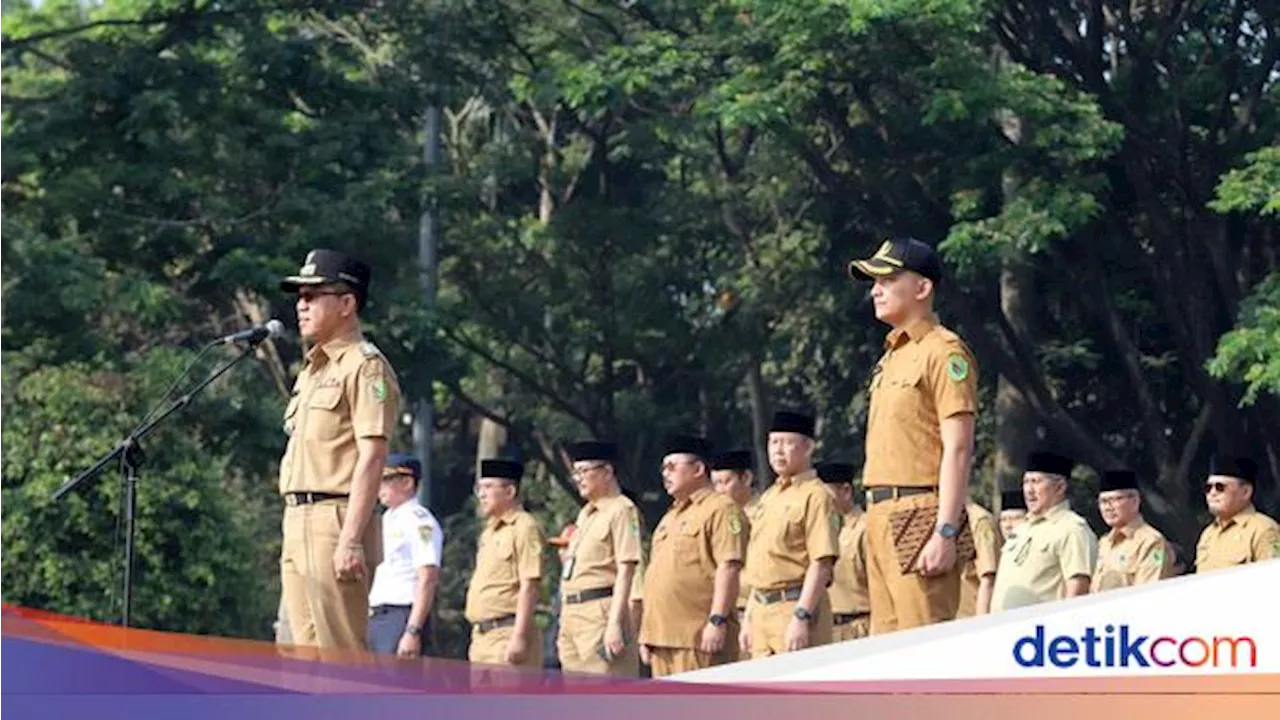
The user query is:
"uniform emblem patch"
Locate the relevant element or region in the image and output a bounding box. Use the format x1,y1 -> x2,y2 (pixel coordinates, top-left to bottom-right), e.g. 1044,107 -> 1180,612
729,514 -> 743,536
372,378 -> 388,402
1149,548 -> 1164,566
947,354 -> 969,382
418,525 -> 433,544
630,513 -> 641,536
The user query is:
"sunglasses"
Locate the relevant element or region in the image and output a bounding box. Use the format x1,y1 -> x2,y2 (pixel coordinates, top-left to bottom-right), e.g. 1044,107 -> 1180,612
1204,481 -> 1233,494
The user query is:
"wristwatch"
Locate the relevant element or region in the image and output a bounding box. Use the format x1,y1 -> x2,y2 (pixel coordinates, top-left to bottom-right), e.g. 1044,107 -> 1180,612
708,613 -> 728,627
936,522 -> 960,539
404,623 -> 422,635
793,606 -> 813,622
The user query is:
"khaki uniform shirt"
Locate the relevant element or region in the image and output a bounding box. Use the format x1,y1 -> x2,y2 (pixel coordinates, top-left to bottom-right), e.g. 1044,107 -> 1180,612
562,493 -> 644,594
735,496 -> 761,611
639,487 -> 747,648
862,317 -> 978,488
991,500 -> 1097,613
279,333 -> 401,494
828,508 -> 869,615
958,502 -> 1003,617
743,470 -> 839,592
1091,517 -> 1173,592
465,508 -> 544,623
1195,505 -> 1280,572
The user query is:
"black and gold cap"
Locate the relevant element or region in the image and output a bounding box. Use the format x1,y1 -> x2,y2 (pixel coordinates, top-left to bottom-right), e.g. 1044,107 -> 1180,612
847,237 -> 943,284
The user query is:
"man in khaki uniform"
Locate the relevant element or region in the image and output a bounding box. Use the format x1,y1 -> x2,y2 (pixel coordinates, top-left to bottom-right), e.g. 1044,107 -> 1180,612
999,489 -> 1028,542
848,238 -> 979,634
639,436 -> 746,677
739,411 -> 838,658
1091,469 -> 1173,592
557,441 -> 643,676
1196,455 -> 1280,572
957,500 -> 1002,617
816,462 -> 871,641
465,458 -> 545,667
710,449 -> 757,662
278,249 -> 400,650
991,451 -> 1097,613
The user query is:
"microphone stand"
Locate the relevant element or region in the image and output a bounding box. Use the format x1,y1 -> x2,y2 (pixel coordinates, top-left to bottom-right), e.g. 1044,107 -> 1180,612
53,340 -> 263,628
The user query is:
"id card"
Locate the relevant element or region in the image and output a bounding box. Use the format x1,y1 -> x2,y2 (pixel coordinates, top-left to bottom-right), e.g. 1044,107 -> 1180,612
561,555 -> 575,580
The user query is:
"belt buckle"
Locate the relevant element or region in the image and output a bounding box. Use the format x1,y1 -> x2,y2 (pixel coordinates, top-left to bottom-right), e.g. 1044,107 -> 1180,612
286,494 -> 299,507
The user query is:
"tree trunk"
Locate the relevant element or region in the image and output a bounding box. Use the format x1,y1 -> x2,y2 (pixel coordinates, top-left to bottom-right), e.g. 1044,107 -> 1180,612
746,352 -> 770,493
475,370 -> 508,480
992,77 -> 1041,506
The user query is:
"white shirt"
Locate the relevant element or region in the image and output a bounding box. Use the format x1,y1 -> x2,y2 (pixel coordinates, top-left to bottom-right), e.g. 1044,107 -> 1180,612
368,499 -> 443,607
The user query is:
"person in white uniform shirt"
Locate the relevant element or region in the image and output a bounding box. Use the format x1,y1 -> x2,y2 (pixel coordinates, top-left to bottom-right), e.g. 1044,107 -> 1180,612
367,452 -> 443,657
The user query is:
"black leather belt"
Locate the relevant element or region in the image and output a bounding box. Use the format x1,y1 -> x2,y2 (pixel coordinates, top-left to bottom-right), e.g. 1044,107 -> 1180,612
284,491 -> 349,506
474,614 -> 516,633
754,586 -> 803,605
865,486 -> 935,505
564,587 -> 614,605
834,612 -> 870,626
370,604 -> 410,616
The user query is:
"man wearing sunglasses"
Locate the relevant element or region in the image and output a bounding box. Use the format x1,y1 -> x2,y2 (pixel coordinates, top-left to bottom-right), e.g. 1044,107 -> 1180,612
1090,469 -> 1173,592
277,249 -> 401,651
1195,456 -> 1280,572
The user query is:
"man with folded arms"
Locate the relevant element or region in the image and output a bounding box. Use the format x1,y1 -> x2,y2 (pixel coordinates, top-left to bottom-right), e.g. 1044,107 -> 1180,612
639,435 -> 746,676
465,458 -> 545,667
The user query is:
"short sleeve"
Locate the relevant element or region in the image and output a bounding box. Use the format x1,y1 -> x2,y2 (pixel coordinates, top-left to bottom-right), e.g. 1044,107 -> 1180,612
708,502 -> 747,567
972,512 -> 1002,577
408,512 -> 442,568
804,488 -> 839,562
1057,523 -> 1097,580
611,503 -> 643,565
1133,536 -> 1172,584
927,340 -> 978,421
514,517 -> 544,581
350,356 -> 400,439
1253,522 -> 1280,561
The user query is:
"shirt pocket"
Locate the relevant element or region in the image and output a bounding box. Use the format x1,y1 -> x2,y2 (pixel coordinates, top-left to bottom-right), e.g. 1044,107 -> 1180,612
307,386 -> 346,439
882,364 -> 925,420
783,503 -> 809,545
676,522 -> 702,556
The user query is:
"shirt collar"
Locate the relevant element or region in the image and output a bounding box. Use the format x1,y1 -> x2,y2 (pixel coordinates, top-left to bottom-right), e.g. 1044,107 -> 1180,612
1214,503 -> 1258,528
775,468 -> 817,489
1109,516 -> 1145,541
1030,499 -> 1071,524
884,315 -> 939,350
307,330 -> 363,366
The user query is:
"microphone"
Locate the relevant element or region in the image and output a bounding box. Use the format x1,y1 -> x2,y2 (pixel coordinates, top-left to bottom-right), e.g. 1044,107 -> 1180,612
214,319 -> 285,346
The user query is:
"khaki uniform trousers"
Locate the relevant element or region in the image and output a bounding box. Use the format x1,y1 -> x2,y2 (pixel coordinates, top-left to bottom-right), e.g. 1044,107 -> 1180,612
556,596 -> 639,676
832,614 -> 871,642
746,591 -> 832,658
469,623 -> 544,668
865,492 -> 961,634
280,500 -> 380,650
649,647 -> 715,678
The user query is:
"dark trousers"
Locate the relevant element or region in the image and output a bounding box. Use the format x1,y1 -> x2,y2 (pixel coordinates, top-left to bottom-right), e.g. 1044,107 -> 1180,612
367,605 -> 433,656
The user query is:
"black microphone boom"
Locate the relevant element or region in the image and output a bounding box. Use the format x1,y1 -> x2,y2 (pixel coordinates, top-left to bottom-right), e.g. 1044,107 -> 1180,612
213,319 -> 285,346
